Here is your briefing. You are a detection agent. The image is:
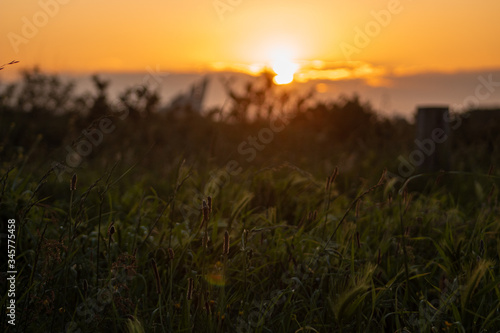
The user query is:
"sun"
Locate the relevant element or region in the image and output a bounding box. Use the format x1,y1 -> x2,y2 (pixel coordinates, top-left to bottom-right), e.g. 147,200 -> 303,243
272,57 -> 299,85
269,48 -> 299,85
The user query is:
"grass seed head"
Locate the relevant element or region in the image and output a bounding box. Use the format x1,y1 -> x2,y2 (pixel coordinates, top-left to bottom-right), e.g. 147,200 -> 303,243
207,196 -> 212,215
202,199 -> 209,222
223,230 -> 230,255
108,222 -> 116,239
70,173 -> 77,191
168,248 -> 175,260
327,167 -> 339,191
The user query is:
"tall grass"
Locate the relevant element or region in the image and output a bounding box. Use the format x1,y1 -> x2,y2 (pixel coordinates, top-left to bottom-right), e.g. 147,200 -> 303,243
2,147 -> 500,332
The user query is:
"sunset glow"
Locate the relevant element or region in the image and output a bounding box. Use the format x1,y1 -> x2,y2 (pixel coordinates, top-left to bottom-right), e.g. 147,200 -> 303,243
0,0 -> 499,97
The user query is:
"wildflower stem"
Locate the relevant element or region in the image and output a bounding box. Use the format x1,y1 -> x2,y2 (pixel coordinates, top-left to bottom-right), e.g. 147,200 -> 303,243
399,195 -> 410,303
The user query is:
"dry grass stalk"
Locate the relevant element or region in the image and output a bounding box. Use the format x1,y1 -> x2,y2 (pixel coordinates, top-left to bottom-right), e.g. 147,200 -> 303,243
187,278 -> 194,300
242,229 -> 248,247
377,169 -> 387,186
151,259 -> 161,294
0,60 -> 19,70
202,232 -> 209,248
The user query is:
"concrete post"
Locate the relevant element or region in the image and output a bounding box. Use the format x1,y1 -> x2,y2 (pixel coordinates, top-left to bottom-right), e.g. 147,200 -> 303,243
415,106 -> 451,172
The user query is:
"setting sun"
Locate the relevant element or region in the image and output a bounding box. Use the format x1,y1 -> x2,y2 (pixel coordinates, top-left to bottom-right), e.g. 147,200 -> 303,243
272,57 -> 299,85
269,48 -> 299,85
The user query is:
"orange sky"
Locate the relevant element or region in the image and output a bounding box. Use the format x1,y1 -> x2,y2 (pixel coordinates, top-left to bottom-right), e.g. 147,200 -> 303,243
2,0 -> 500,82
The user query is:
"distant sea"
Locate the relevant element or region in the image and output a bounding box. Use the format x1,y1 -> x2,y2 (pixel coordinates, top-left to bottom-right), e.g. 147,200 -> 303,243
2,69 -> 500,120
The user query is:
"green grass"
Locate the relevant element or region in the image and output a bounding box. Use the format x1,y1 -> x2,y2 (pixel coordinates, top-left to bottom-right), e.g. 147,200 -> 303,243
1,151 -> 500,332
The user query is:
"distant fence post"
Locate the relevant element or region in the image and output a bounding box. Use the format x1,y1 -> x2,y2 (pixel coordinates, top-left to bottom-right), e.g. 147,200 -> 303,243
416,106 -> 451,173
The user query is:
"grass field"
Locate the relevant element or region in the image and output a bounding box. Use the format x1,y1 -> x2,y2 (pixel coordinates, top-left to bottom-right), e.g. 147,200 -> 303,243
1,69 -> 500,332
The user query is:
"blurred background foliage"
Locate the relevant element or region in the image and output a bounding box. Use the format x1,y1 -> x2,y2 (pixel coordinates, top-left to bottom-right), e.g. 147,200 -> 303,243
2,67 -> 498,187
